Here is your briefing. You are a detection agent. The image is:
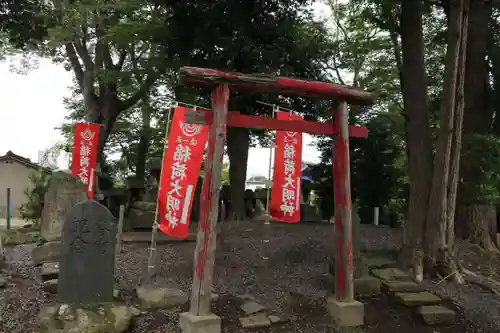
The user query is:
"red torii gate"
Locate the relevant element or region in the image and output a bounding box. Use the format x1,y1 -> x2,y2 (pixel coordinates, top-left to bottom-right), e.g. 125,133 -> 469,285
178,66 -> 375,332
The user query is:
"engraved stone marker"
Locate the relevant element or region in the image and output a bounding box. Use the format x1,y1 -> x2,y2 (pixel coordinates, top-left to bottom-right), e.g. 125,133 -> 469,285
57,200 -> 117,304
40,172 -> 88,242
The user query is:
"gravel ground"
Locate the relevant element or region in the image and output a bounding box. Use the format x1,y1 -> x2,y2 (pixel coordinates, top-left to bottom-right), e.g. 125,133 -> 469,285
0,221 -> 498,332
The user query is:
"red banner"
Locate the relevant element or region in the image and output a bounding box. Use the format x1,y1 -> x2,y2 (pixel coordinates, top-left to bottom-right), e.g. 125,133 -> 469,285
269,112 -> 303,223
71,123 -> 100,200
158,106 -> 208,238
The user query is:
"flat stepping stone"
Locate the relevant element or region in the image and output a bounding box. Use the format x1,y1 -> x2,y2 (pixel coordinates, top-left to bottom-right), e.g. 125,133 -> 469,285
365,257 -> 396,268
241,301 -> 266,314
240,313 -> 271,328
355,276 -> 381,296
269,314 -> 287,324
371,268 -> 411,282
395,292 -> 441,307
418,305 -> 456,325
382,280 -> 424,293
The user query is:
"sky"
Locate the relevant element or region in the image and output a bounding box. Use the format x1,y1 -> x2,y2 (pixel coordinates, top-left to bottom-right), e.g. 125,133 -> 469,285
0,2 -> 333,179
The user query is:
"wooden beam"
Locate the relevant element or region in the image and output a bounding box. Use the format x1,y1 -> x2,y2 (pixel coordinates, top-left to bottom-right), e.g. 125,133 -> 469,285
332,100 -> 355,303
184,109 -> 368,138
189,84 -> 229,316
179,66 -> 376,106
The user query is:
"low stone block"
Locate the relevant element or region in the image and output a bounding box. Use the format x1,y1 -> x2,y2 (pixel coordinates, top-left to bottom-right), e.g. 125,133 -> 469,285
3,230 -> 36,246
179,312 -> 221,333
371,268 -> 411,282
0,277 -> 6,289
38,302 -> 140,333
364,256 -> 396,268
32,241 -> 60,266
237,293 -> 256,301
326,297 -> 364,327
241,301 -> 266,314
40,262 -> 59,282
136,285 -> 188,310
382,280 -> 424,293
131,201 -> 156,211
418,305 -> 456,325
42,279 -> 58,293
240,313 -> 271,328
395,292 -> 441,307
354,276 -> 381,296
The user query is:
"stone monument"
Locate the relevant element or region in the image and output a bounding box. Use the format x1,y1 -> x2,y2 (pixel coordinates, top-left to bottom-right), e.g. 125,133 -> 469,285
37,200 -> 139,333
40,171 -> 88,242
32,172 -> 88,267
57,200 -> 117,304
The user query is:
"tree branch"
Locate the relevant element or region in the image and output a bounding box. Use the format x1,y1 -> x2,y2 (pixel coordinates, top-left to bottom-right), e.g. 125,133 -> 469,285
64,43 -> 84,88
73,40 -> 94,71
117,140 -> 136,173
119,73 -> 158,111
66,43 -> 97,112
331,51 -> 346,85
116,50 -> 127,70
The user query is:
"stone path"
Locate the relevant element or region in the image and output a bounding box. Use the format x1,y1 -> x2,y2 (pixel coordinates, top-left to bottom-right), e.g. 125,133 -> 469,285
365,253 -> 457,326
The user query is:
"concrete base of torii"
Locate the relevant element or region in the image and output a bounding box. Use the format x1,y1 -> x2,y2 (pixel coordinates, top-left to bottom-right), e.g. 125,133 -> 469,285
326,297 -> 364,327
179,312 -> 222,333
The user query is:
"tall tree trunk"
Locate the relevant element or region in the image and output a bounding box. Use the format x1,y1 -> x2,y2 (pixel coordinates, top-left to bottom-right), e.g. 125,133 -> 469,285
84,87 -> 121,157
135,98 -> 152,183
447,0 -> 469,250
425,0 -> 464,277
226,127 -> 250,220
456,0 -> 493,247
400,0 -> 433,282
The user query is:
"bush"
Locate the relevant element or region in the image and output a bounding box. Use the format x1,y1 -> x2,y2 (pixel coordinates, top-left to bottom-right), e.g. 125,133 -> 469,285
19,169 -> 50,226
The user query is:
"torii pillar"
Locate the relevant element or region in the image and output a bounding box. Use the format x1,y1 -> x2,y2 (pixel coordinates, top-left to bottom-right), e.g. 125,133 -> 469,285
177,67 -> 375,332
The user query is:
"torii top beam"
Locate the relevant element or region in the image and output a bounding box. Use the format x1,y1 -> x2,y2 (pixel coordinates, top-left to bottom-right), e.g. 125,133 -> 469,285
179,67 -> 375,106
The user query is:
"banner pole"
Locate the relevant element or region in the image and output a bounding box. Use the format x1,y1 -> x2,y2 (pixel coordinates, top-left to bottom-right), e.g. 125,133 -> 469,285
146,106 -> 175,282
265,106 -> 278,225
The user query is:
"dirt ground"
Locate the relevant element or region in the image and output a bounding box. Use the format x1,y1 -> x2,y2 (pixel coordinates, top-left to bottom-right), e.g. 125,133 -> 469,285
0,221 -> 498,332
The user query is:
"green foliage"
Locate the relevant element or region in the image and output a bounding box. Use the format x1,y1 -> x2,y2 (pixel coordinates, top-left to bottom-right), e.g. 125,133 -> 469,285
19,169 -> 50,225
40,0 -> 335,187
220,162 -> 230,185
312,111 -> 407,224
460,134 -> 500,203
352,112 -> 407,226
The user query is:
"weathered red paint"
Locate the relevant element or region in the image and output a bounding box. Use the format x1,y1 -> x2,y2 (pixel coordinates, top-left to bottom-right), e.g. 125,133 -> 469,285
184,67 -> 241,80
184,109 -> 368,138
347,236 -> 353,275
333,108 -> 350,299
194,85 -> 229,282
180,66 -> 375,105
275,77 -> 368,105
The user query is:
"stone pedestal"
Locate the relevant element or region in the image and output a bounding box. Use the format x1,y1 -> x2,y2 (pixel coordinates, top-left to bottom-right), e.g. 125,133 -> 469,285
179,312 -> 221,333
326,297 -> 364,327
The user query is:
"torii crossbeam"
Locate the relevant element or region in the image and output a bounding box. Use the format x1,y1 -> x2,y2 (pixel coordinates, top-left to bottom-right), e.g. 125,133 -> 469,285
177,66 -> 375,333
